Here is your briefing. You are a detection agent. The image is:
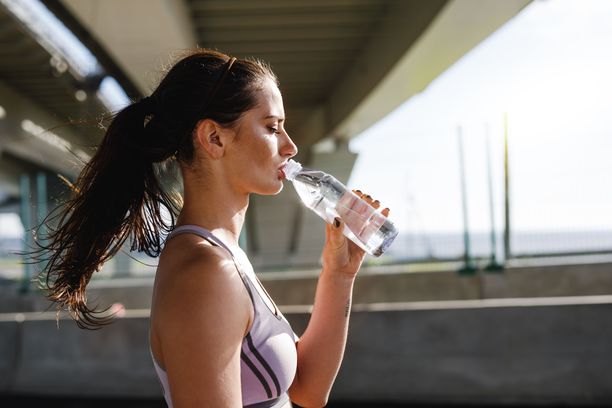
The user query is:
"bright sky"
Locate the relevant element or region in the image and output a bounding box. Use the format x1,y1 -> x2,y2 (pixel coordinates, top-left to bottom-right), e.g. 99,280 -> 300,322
348,0 -> 612,234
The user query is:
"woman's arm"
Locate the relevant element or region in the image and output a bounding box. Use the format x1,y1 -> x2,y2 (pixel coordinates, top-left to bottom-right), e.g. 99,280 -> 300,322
288,216 -> 366,407
153,244 -> 253,407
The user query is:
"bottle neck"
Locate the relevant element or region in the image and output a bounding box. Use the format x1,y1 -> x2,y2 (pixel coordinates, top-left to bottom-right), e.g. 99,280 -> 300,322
283,159 -> 304,180
293,169 -> 326,187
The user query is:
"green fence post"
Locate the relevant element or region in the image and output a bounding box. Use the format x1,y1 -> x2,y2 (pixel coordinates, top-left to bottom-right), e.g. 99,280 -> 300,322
457,126 -> 476,275
484,126 -> 503,272
503,113 -> 512,264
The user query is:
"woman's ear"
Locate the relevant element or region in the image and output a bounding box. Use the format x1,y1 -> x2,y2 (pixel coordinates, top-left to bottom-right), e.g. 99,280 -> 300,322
193,119 -> 226,159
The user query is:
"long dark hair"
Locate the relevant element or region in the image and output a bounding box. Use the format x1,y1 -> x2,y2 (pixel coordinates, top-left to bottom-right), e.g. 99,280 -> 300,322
36,49 -> 277,328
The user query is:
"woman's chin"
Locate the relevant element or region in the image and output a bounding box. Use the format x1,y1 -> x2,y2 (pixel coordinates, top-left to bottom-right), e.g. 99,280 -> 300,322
254,180 -> 285,196
273,182 -> 285,195
270,180 -> 285,195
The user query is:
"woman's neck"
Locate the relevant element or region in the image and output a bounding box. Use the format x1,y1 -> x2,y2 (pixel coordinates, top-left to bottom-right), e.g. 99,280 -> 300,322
177,176 -> 248,248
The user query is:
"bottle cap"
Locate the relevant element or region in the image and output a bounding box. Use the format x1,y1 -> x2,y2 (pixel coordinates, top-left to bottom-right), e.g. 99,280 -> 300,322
282,159 -> 302,180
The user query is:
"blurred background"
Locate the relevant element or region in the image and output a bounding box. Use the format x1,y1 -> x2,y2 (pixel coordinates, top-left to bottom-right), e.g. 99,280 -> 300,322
1,0 -> 611,406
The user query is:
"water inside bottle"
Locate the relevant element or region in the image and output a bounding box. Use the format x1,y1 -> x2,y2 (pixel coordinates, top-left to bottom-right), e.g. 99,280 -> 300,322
291,173 -> 398,256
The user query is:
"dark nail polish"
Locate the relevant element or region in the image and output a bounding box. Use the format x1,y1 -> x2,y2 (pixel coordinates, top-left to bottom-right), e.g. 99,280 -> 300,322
334,217 -> 341,228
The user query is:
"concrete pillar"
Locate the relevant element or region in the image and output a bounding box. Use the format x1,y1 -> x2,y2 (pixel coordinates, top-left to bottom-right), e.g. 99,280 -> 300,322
248,140 -> 357,270
248,187 -> 300,270
19,173 -> 33,292
34,172 -> 47,273
19,171 -> 54,289
247,98 -> 345,270
290,140 -> 358,267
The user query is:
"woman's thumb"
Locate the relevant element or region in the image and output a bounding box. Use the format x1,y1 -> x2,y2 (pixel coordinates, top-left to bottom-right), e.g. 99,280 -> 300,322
329,217 -> 345,248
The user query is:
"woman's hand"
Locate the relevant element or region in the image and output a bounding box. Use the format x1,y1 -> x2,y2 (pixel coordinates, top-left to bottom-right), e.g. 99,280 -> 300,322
293,190 -> 390,407
321,190 -> 390,278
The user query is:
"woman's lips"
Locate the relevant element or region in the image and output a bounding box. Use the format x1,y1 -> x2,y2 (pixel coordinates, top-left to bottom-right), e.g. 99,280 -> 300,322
278,163 -> 288,180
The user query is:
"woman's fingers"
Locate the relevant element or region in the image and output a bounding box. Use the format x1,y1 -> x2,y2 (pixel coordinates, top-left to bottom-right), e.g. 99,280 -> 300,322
345,189 -> 389,242
352,189 -> 385,213
352,190 -> 374,205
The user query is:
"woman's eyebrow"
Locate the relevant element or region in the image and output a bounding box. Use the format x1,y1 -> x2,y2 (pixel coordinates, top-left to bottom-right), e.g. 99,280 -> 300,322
263,115 -> 285,122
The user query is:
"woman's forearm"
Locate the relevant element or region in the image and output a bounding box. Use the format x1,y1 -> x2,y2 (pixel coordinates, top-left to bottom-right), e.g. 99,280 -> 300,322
289,269 -> 355,406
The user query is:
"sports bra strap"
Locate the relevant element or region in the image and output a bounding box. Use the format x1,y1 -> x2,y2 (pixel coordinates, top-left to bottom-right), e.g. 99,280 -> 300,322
166,225 -> 255,303
167,225 -> 234,256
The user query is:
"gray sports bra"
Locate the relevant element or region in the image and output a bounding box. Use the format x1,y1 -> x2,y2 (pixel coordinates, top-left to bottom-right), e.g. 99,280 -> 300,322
151,225 -> 298,407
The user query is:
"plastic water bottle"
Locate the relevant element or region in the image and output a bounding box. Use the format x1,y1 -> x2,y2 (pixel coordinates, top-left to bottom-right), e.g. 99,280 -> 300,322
282,159 -> 398,257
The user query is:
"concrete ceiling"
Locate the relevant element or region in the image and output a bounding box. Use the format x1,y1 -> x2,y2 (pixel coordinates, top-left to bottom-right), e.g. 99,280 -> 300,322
0,3 -> 105,187
59,0 -> 531,152
0,0 -> 531,204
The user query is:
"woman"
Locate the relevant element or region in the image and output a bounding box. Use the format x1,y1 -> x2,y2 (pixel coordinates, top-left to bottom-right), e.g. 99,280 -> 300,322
39,49 -> 388,407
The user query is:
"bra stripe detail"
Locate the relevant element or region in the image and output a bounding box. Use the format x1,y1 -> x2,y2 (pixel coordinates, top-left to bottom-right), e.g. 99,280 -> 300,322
246,333 -> 282,397
241,350 -> 273,399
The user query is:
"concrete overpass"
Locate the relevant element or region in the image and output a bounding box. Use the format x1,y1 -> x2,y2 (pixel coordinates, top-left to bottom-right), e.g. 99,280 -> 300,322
3,2 -> 612,406
0,0 -> 531,269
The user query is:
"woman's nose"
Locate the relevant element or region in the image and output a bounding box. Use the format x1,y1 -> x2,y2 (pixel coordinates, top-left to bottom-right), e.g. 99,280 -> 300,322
281,132 -> 298,158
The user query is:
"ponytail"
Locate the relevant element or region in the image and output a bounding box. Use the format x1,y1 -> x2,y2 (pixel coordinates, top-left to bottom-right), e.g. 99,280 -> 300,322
38,100 -> 179,329
35,48 -> 277,328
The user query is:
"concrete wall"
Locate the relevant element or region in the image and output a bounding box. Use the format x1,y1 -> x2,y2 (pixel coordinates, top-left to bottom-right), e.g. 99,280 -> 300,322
0,317 -> 157,398
1,259 -> 610,313
332,302 -> 612,405
1,260 -> 611,404
1,301 -> 611,405
75,260 -> 612,310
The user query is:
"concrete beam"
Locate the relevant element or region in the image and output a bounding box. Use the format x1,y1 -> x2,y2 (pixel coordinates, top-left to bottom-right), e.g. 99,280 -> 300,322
0,81 -> 91,179
288,0 -> 445,150
329,0 -> 531,141
61,0 -> 197,94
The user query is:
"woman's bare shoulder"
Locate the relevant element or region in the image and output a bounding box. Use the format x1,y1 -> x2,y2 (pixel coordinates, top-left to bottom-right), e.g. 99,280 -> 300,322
152,235 -> 252,332
157,233 -> 236,276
